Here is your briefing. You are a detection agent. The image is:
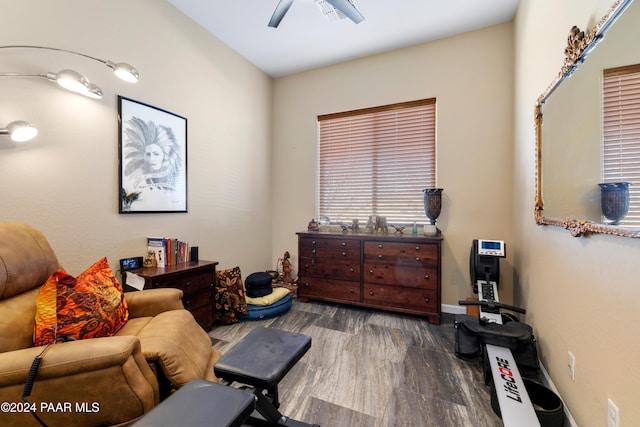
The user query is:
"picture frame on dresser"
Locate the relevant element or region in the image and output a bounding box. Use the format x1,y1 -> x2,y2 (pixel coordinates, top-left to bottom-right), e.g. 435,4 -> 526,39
118,96 -> 187,214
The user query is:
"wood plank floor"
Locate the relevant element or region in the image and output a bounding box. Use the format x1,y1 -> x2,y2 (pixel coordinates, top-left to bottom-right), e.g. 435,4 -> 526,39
209,300 -> 503,427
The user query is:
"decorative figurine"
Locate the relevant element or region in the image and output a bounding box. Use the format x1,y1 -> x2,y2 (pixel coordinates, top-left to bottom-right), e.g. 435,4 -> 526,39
282,251 -> 294,284
308,218 -> 319,231
366,215 -> 375,233
390,224 -> 406,234
143,250 -> 157,268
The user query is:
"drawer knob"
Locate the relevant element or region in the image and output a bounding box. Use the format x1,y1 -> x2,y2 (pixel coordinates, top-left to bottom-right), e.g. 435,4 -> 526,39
312,249 -> 317,254
416,246 -> 421,251
378,244 -> 383,249
415,257 -> 421,262
185,300 -> 190,307
369,291 -> 374,296
424,274 -> 430,280
341,242 -> 347,247
369,270 -> 374,274
424,297 -> 430,303
378,254 -> 383,259
350,268 -> 355,273
312,240 -> 316,244
342,251 -> 347,256
186,282 -> 191,287
350,288 -> 355,294
303,282 -> 309,288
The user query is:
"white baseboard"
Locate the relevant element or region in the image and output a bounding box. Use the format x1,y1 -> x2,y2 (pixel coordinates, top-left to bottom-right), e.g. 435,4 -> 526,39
539,362 -> 578,427
441,304 -> 466,315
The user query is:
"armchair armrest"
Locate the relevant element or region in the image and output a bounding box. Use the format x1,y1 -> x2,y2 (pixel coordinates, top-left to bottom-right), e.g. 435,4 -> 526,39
125,288 -> 185,318
0,336 -> 159,427
0,336 -> 152,387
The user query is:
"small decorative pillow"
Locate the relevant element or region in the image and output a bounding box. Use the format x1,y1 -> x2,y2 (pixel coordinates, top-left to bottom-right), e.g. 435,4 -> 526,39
215,266 -> 248,324
34,257 -> 129,346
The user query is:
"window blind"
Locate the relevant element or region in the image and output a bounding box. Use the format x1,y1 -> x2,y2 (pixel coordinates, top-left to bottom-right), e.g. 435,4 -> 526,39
317,98 -> 436,225
603,64 -> 640,227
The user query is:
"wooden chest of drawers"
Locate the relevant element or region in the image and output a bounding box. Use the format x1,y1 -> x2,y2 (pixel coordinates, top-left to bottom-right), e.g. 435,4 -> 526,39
125,260 -> 218,330
297,232 -> 442,324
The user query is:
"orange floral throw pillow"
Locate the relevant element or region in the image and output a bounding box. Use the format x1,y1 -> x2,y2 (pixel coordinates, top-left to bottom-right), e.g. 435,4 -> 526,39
34,257 -> 129,346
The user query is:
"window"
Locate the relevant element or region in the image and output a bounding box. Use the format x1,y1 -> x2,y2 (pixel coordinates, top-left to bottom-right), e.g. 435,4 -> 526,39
602,64 -> 640,226
317,98 -> 436,225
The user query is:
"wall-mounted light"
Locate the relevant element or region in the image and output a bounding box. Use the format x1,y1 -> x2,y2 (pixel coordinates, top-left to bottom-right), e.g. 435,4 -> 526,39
0,45 -> 139,83
0,121 -> 38,142
0,70 -> 104,99
0,45 -> 139,100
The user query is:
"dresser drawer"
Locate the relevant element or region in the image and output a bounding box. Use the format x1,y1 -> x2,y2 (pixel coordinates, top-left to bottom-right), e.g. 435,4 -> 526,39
363,262 -> 438,289
363,284 -> 438,313
299,237 -> 361,260
364,241 -> 438,267
182,285 -> 214,310
299,257 -> 360,281
188,304 -> 214,331
150,270 -> 212,290
298,277 -> 361,302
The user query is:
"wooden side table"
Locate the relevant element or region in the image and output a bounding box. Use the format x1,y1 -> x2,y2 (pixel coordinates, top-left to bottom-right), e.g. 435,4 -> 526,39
124,260 -> 218,330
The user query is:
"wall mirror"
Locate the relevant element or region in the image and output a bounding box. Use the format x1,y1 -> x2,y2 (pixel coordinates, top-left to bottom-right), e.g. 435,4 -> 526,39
535,0 -> 640,237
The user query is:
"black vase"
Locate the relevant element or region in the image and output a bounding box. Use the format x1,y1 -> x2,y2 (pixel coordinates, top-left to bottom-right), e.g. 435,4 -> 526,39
423,188 -> 443,225
599,182 -> 631,225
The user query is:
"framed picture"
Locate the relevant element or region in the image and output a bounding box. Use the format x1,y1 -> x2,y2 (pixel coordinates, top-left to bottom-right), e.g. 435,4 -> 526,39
118,96 -> 187,213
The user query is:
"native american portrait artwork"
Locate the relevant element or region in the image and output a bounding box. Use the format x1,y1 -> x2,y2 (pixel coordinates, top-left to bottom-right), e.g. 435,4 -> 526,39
118,96 -> 187,213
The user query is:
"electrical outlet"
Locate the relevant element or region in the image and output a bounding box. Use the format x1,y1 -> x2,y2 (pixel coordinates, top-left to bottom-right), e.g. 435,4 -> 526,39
568,351 -> 575,380
607,398 -> 619,427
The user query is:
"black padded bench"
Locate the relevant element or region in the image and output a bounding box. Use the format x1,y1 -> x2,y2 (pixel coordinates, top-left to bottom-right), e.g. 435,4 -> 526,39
214,327 -> 319,427
132,379 -> 255,427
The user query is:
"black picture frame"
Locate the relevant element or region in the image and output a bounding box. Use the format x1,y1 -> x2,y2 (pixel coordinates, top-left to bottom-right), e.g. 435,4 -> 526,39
118,96 -> 187,213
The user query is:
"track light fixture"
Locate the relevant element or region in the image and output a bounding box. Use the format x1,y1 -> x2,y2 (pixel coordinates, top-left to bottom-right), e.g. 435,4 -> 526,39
0,45 -> 139,99
0,121 -> 38,142
0,70 -> 103,99
0,45 -> 139,83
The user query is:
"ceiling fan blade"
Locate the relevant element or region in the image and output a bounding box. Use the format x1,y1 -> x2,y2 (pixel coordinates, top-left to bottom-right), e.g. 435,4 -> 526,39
268,0 -> 295,28
325,0 -> 364,24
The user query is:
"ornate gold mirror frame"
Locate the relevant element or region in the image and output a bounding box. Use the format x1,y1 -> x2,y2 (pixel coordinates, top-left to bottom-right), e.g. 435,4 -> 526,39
534,0 -> 640,237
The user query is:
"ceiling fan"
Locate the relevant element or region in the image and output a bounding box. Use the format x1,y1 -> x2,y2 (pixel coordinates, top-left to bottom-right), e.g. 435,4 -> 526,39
268,0 -> 365,28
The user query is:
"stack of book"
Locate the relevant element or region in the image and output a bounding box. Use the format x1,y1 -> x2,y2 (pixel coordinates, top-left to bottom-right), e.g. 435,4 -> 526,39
147,237 -> 191,268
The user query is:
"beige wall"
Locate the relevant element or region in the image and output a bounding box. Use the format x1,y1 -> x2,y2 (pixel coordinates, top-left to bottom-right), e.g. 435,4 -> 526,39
514,0 -> 640,424
271,22 -> 516,308
0,0 -> 274,277
4,0 -> 639,424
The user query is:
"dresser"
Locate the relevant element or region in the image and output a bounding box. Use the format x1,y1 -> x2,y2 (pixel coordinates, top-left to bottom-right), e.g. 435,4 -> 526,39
297,232 -> 442,324
124,260 -> 218,330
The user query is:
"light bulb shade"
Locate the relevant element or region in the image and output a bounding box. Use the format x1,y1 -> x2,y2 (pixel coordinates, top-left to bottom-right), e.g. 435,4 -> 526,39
85,83 -> 103,99
5,121 -> 38,142
55,69 -> 90,93
108,61 -> 139,83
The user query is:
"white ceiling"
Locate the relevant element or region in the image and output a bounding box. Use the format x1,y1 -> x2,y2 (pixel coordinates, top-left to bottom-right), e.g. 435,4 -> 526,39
168,0 -> 520,78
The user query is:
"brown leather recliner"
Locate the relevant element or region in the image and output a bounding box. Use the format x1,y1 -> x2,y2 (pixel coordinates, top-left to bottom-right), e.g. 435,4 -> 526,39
0,222 -> 221,427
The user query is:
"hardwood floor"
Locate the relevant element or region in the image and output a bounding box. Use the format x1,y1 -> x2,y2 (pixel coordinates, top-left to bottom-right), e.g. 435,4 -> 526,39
209,299 -> 503,427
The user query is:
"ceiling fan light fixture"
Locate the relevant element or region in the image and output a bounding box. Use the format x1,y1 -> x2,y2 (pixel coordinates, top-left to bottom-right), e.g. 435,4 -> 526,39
316,0 -> 348,22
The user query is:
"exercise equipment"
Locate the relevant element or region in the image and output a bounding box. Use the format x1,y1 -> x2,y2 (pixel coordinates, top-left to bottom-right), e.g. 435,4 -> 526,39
459,239 -> 541,426
134,327 -> 319,427
215,327 -> 319,427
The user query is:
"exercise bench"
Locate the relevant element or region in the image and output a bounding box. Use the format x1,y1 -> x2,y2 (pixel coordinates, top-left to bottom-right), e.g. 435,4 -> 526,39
215,326 -> 319,427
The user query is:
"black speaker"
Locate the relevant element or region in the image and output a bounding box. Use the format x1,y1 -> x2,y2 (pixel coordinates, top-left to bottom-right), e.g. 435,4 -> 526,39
190,246 -> 199,262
